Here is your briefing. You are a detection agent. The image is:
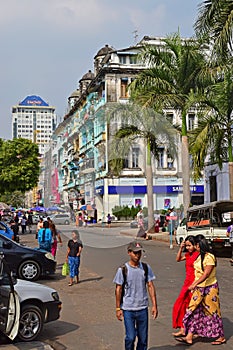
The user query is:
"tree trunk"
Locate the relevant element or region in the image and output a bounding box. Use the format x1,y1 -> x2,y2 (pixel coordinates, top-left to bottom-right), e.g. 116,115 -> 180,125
229,162 -> 233,200
146,140 -> 154,231
181,135 -> 190,216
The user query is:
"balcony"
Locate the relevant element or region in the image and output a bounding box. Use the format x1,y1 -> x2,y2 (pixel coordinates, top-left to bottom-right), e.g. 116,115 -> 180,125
79,158 -> 95,174
94,132 -> 106,146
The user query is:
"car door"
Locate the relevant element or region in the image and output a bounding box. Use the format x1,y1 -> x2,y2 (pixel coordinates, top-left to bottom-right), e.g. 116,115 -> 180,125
0,236 -> 18,272
0,256 -> 20,340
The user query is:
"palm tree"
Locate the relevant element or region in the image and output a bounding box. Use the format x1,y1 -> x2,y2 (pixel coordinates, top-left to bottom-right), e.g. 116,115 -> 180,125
130,32 -> 209,215
195,0 -> 233,60
189,66 -> 233,200
106,103 -> 177,231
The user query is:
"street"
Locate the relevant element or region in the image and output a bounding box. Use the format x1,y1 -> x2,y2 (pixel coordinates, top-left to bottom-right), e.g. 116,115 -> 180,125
3,223 -> 233,349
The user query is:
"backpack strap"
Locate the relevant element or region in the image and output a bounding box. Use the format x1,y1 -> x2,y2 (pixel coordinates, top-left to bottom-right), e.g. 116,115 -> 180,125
121,262 -> 148,283
141,262 -> 148,283
120,264 -> 127,304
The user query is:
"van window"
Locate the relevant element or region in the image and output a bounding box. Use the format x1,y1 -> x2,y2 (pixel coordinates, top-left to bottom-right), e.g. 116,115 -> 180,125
187,208 -> 210,229
221,212 -> 232,226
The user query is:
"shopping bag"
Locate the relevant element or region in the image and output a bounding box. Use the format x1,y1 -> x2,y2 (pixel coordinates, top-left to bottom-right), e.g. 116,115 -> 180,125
62,262 -> 70,276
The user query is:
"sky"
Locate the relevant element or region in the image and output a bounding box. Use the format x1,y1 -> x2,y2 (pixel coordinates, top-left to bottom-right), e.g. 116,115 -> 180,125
0,0 -> 201,139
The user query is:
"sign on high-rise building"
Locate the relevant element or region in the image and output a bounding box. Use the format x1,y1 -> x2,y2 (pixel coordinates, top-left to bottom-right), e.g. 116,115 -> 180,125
12,95 -> 57,156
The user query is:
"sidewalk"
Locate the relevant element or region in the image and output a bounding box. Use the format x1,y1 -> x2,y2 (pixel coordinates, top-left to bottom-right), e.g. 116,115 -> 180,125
0,342 -> 53,350
74,220 -> 176,244
119,227 -> 176,244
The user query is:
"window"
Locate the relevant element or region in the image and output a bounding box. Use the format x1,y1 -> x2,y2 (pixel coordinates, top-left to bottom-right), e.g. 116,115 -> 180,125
132,147 -> 139,168
119,55 -> 126,64
120,78 -> 128,98
166,113 -> 173,124
167,152 -> 174,168
130,55 -> 137,64
188,113 -> 195,130
123,158 -> 129,168
158,148 -> 164,168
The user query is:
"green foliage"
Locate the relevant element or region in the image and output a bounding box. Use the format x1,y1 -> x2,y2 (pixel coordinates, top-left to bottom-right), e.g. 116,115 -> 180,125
108,158 -> 123,176
0,191 -> 26,208
195,0 -> 233,61
131,206 -> 139,219
189,66 -> 233,181
0,138 -> 40,194
130,32 -> 210,136
106,103 -> 177,164
112,205 -> 143,220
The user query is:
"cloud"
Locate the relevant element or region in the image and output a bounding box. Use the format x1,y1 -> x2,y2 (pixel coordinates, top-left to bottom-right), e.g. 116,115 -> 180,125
0,0 -> 200,139
128,4 -> 166,38
0,0 -> 119,34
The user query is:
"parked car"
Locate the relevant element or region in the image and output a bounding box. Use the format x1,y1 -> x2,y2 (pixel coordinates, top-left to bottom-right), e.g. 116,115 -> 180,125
0,221 -> 14,240
50,213 -> 70,225
0,233 -> 56,281
0,254 -> 62,342
31,214 -> 46,224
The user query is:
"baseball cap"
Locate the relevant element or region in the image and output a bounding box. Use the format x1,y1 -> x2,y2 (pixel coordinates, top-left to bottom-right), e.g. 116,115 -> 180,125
127,241 -> 144,252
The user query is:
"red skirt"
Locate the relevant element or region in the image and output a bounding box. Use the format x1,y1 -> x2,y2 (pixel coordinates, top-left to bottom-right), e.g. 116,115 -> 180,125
172,283 -> 192,328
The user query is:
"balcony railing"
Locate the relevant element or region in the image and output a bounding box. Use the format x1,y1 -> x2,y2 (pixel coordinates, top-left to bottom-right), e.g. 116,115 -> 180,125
79,158 -> 95,173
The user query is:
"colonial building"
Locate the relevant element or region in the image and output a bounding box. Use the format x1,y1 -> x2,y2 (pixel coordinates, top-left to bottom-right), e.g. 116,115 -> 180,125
44,37 -> 204,218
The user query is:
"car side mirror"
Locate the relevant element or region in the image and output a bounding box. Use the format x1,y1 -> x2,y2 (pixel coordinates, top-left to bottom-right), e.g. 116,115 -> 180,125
3,242 -> 12,249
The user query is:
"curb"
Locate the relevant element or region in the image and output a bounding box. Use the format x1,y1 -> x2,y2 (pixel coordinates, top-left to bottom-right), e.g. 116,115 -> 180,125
120,229 -> 176,244
0,342 -> 54,350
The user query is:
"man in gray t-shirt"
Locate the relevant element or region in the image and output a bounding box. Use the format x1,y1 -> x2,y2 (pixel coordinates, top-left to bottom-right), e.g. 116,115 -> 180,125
113,241 -> 158,350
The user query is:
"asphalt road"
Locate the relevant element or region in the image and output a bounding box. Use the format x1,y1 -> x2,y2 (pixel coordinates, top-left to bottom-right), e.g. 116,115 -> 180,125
3,224 -> 233,349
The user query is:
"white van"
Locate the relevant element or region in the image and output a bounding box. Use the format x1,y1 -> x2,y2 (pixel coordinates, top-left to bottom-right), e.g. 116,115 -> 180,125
0,254 -> 62,341
175,200 -> 233,248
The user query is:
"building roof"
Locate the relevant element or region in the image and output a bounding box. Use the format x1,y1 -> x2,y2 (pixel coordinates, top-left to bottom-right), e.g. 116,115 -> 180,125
19,95 -> 49,107
80,70 -> 95,82
94,44 -> 115,58
69,90 -> 80,99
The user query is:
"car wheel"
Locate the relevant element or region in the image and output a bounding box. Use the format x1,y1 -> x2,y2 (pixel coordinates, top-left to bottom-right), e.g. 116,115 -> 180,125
18,260 -> 41,281
64,220 -> 70,225
17,304 -> 43,342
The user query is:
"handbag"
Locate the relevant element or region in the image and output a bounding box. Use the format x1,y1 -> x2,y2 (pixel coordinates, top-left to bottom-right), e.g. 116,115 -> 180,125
62,262 -> 70,276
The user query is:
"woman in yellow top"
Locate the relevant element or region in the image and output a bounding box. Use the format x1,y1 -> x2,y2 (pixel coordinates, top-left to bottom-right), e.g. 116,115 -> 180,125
176,235 -> 226,346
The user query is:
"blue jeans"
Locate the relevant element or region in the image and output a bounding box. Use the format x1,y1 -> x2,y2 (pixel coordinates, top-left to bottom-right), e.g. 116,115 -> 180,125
68,256 -> 80,278
123,308 -> 148,350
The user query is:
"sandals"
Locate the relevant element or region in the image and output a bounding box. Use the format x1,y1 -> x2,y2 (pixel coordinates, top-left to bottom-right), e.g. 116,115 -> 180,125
175,337 -> 192,346
211,338 -> 226,345
68,283 -> 73,286
172,331 -> 185,337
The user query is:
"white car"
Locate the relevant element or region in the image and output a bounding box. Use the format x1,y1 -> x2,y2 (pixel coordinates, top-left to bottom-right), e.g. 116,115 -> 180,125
49,213 -> 71,225
0,255 -> 62,342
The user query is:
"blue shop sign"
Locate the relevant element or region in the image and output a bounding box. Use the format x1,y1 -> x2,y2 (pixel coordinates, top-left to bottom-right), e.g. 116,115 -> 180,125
95,186 -> 104,195
108,185 -> 204,195
155,185 -> 204,194
108,186 -> 147,195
